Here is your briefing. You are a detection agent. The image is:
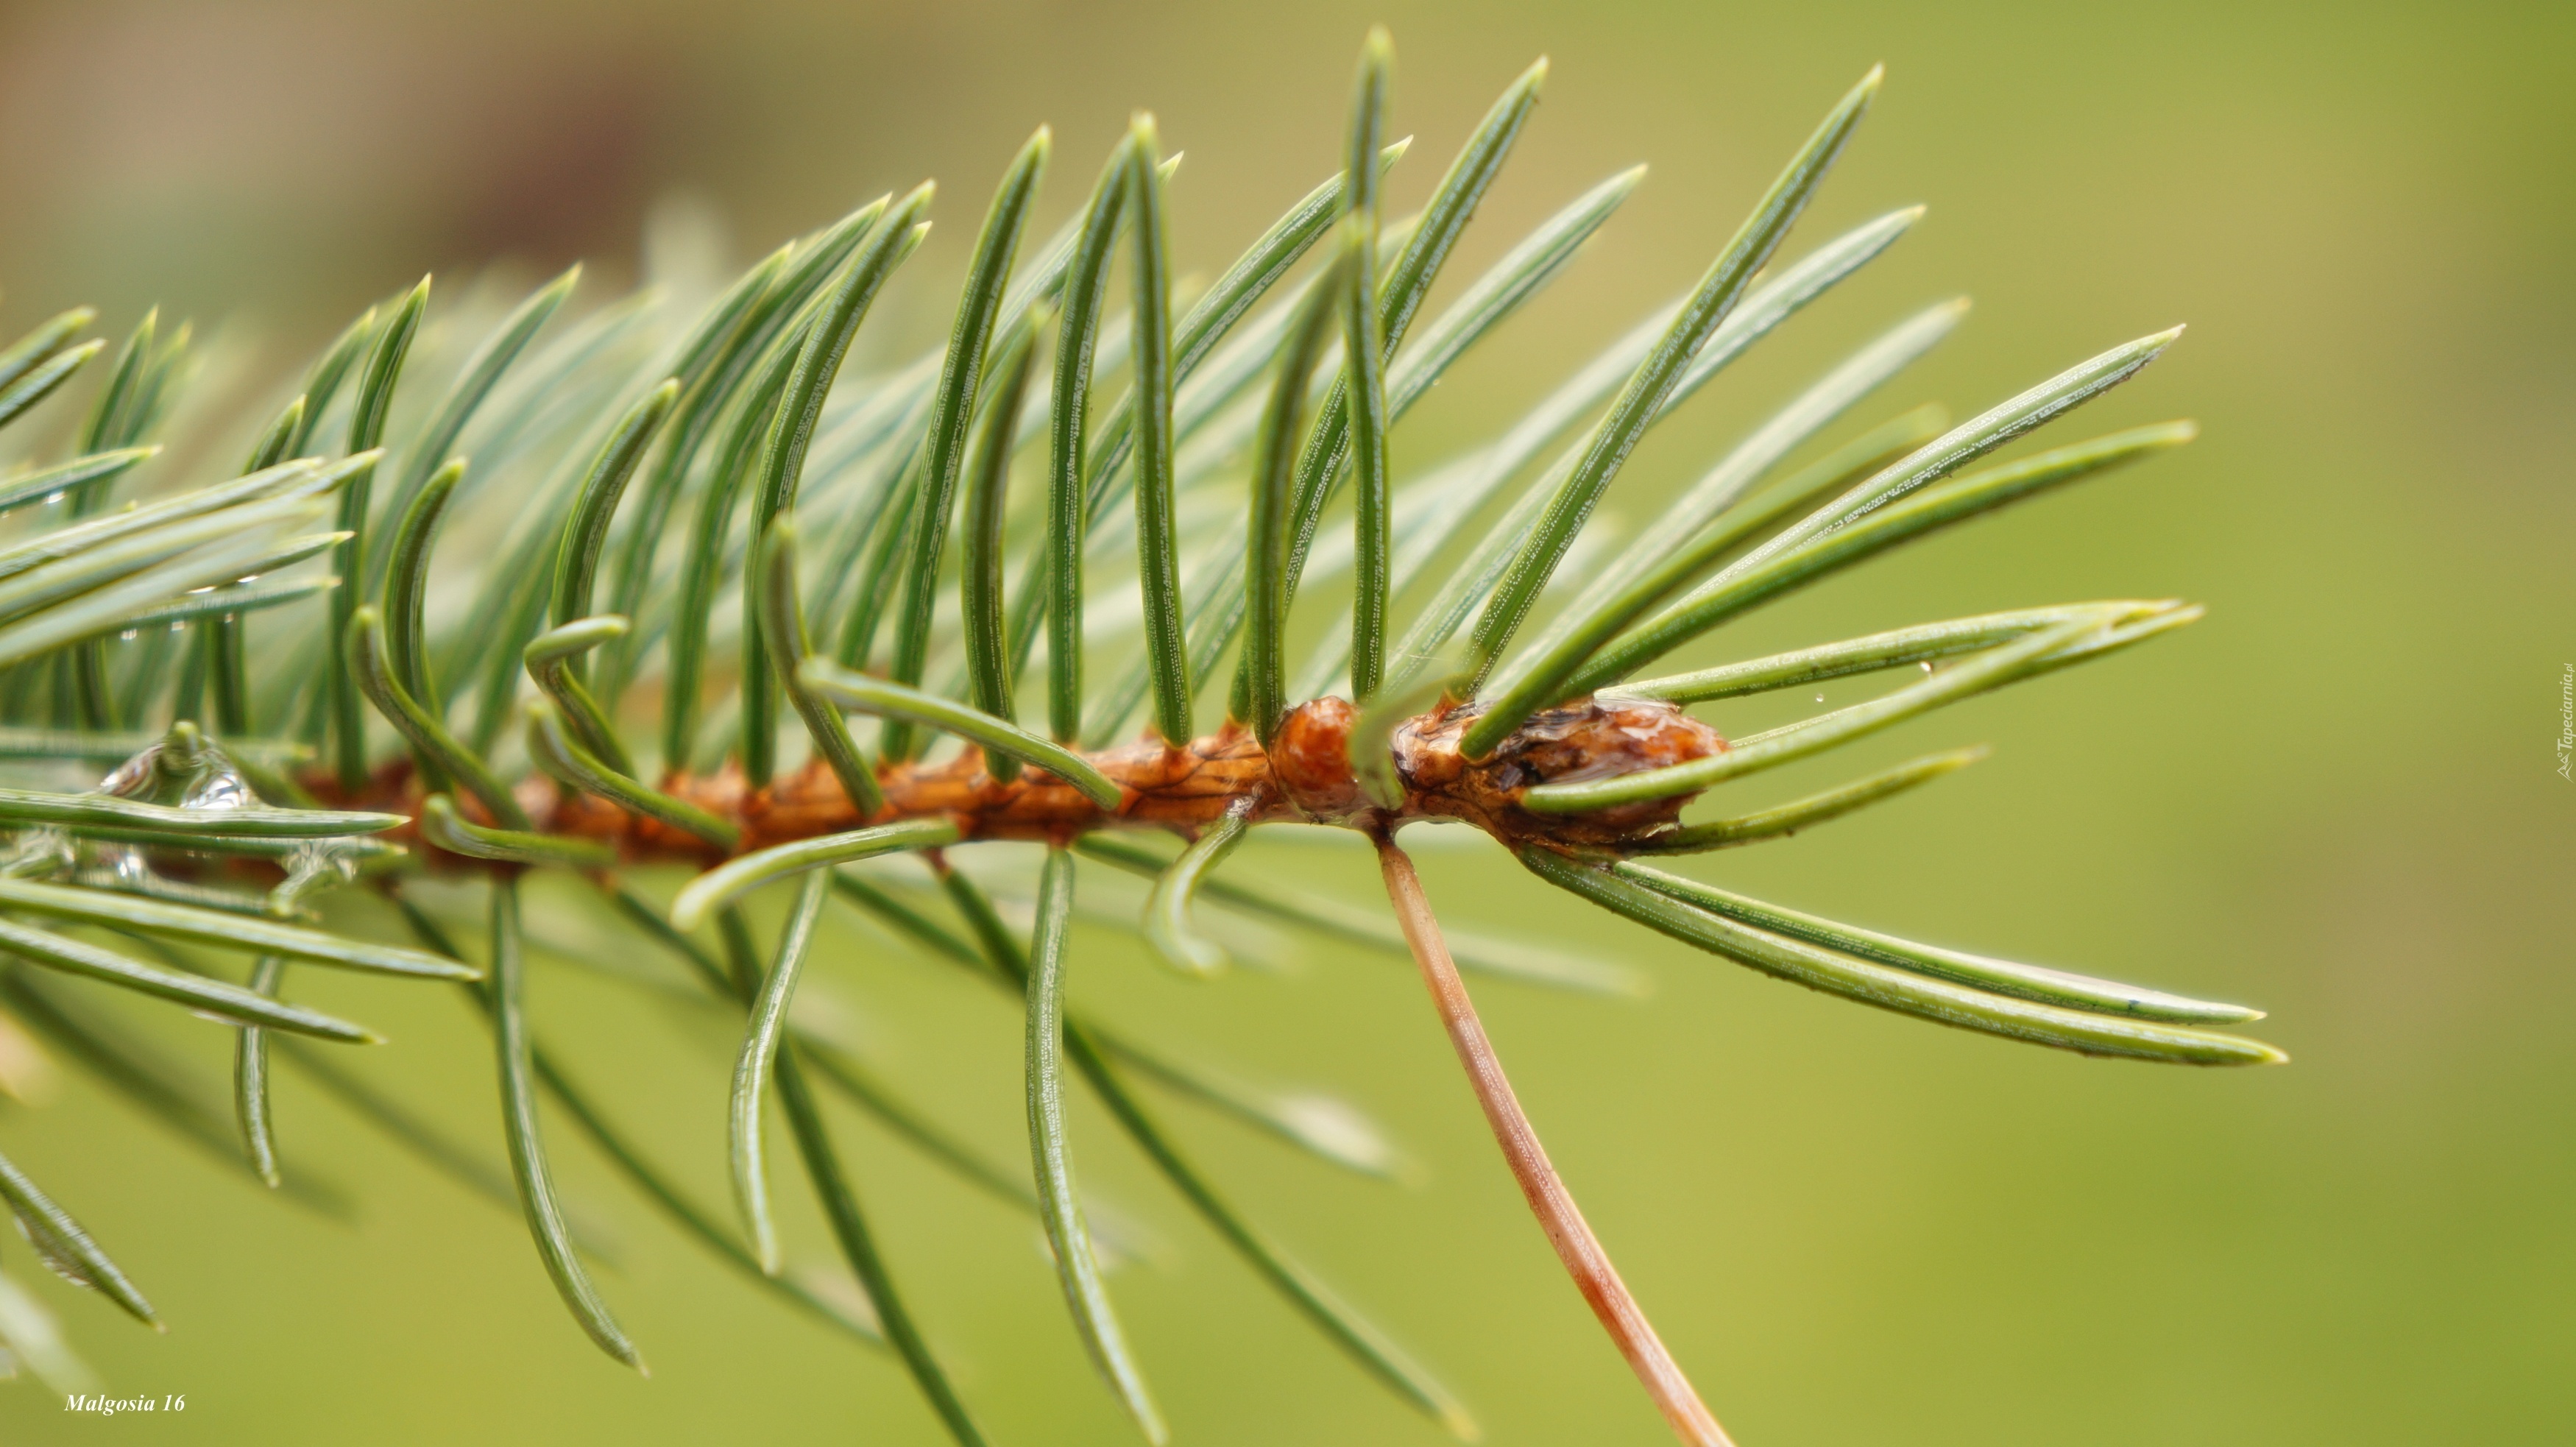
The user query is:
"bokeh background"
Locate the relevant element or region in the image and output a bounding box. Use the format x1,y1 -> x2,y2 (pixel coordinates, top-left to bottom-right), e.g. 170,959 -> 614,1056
0,0 -> 2569,1443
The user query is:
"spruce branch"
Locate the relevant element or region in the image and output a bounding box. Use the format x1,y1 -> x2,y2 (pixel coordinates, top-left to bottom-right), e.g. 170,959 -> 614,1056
0,31 -> 2282,1445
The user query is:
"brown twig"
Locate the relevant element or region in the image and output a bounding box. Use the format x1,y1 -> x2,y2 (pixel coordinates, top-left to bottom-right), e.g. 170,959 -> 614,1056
1373,829 -> 1733,1447
308,695 -> 1724,870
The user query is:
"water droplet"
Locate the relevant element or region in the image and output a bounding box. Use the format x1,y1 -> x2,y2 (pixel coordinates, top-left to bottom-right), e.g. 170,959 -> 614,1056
95,743 -> 160,796
118,629 -> 138,642
1814,693 -> 1825,704
1920,662 -> 1934,673
169,620 -> 185,632
105,847 -> 152,885
42,492 -> 62,505
181,761 -> 254,812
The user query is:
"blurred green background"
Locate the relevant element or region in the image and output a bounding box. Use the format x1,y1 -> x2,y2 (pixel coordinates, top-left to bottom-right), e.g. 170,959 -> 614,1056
0,0 -> 2569,1442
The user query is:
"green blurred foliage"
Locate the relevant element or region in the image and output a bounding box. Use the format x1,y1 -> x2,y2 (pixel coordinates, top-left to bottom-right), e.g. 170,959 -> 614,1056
0,0 -> 2569,1442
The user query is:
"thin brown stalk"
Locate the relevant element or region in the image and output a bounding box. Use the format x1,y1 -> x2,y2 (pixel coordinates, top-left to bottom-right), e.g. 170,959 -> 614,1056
1373,831 -> 1733,1447
308,694 -> 1722,871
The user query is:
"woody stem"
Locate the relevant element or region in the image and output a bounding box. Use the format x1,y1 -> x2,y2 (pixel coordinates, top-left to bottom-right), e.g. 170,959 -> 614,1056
1372,830 -> 1733,1447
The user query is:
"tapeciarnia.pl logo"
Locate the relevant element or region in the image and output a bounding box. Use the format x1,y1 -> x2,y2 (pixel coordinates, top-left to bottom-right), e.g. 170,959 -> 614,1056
2558,664 -> 2572,781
